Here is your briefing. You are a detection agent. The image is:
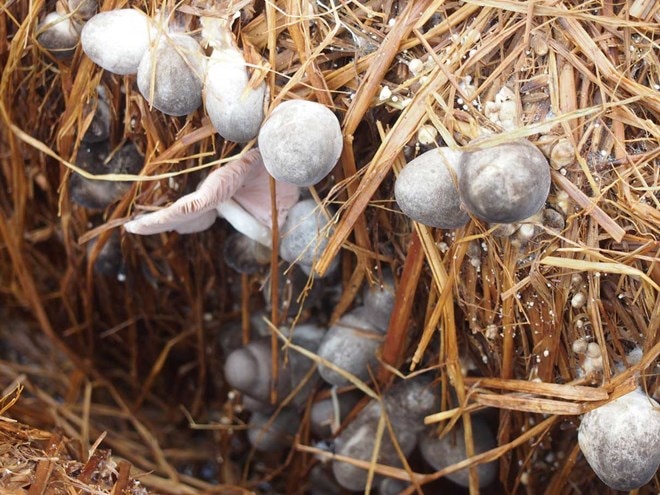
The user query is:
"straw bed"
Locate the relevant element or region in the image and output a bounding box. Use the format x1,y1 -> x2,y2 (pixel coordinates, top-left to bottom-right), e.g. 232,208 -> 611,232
1,0 -> 658,493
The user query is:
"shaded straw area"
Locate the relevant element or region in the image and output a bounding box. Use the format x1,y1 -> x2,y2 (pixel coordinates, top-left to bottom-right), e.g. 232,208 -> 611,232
1,0 -> 658,494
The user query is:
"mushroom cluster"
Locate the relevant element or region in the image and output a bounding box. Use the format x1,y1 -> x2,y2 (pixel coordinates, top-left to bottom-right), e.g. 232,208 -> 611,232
395,139 -> 551,228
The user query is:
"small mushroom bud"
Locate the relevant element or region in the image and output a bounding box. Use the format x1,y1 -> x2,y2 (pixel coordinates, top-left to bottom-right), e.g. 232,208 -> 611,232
81,88 -> 111,143
316,306 -> 385,386
259,100 -> 343,186
363,268 -> 396,332
81,9 -> 153,75
247,408 -> 299,452
280,199 -> 335,273
202,16 -> 266,143
394,147 -> 469,229
58,0 -> 98,22
137,33 -> 204,116
332,377 -> 438,491
310,390 -> 361,437
459,140 -> 551,224
224,324 -> 324,411
550,138 -> 575,169
578,388 -> 660,490
37,12 -> 80,59
223,232 -> 271,274
69,141 -> 142,209
419,417 -> 498,488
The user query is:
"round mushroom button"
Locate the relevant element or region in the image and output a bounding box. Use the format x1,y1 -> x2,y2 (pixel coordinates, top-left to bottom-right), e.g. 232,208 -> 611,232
395,147 -> 469,229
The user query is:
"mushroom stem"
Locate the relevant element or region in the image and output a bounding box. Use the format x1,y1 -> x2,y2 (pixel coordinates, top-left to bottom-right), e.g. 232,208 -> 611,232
217,199 -> 272,248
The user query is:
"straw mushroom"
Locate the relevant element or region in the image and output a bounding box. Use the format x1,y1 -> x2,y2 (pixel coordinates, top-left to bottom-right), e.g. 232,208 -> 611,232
36,12 -> 80,58
124,150 -> 299,244
332,377 -> 438,491
316,306 -> 385,386
578,388 -> 660,490
459,140 -> 551,224
81,9 -> 153,75
248,408 -> 300,452
59,0 -> 98,22
137,33 -> 204,116
224,324 -> 324,411
363,268 -> 396,332
419,417 -> 498,488
280,198 -> 336,274
258,100 -> 343,186
395,146 -> 469,228
69,141 -> 142,209
81,87 -> 111,143
202,16 -> 266,143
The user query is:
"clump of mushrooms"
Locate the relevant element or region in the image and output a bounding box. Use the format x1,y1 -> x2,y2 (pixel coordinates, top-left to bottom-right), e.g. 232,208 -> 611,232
395,139 -> 551,227
332,377 -> 438,491
578,388 -> 660,490
258,100 -> 343,186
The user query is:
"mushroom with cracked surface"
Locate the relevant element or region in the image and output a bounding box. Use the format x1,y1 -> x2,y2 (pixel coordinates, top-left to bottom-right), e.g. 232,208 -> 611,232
395,147 -> 469,229
202,16 -> 267,143
459,140 -> 551,224
81,9 -> 154,75
123,149 -> 299,244
578,388 -> 660,491
258,100 -> 343,186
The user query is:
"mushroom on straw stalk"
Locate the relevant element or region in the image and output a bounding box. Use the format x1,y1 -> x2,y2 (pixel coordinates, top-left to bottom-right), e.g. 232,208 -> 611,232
123,149 -> 299,247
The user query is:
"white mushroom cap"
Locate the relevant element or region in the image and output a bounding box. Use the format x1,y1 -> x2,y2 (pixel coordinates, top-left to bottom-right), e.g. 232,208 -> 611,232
578,388 -> 660,490
459,140 -> 551,224
81,9 -> 153,75
137,33 -> 204,116
394,147 -> 469,228
204,47 -> 267,143
258,100 -> 343,186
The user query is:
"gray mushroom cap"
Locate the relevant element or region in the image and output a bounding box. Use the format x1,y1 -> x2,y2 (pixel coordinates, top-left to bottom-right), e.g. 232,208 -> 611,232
419,417 -> 498,488
578,388 -> 660,491
280,198 -> 333,269
395,147 -> 469,228
258,100 -> 343,186
37,12 -> 80,59
459,140 -> 551,224
81,9 -> 153,75
137,33 -> 204,116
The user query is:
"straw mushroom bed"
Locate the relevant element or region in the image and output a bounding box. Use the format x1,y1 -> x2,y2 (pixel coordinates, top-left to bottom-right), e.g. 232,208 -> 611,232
1,0 -> 659,494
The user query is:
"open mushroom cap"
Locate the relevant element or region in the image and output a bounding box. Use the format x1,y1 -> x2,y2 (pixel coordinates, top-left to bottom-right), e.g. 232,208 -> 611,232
459,140 -> 551,224
137,32 -> 204,116
258,100 -> 343,186
395,147 -> 469,229
81,9 -> 153,75
578,388 -> 660,490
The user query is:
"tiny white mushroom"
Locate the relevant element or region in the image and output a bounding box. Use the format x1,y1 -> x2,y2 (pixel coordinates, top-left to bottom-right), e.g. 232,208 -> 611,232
459,140 -> 551,224
81,9 -> 153,75
258,100 -> 343,186
394,147 -> 469,228
578,388 -> 660,490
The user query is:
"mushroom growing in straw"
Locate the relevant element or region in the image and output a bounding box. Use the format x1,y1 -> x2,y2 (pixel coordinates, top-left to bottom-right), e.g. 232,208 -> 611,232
124,149 -> 300,245
258,100 -> 343,186
578,388 -> 660,490
201,15 -> 267,143
394,147 -> 469,229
